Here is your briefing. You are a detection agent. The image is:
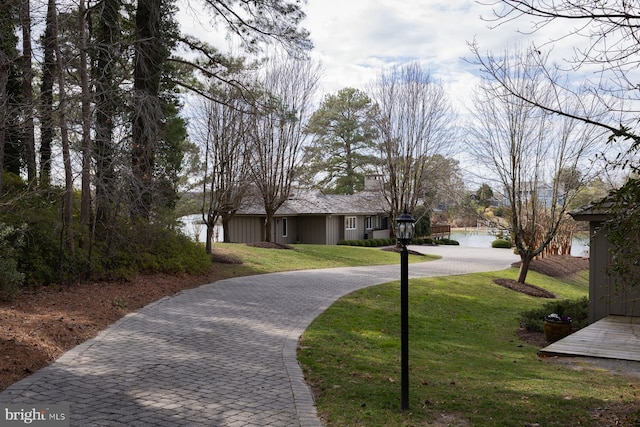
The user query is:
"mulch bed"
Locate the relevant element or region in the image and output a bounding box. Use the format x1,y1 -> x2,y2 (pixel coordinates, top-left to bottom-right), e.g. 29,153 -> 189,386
516,255 -> 588,278
381,246 -> 427,256
492,278 -> 556,298
492,254 -> 589,298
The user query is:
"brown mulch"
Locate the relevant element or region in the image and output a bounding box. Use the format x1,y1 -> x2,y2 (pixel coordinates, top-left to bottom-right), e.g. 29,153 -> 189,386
492,278 -> 556,298
0,267 -> 232,393
492,255 -> 589,299
516,327 -> 548,348
524,255 -> 589,278
381,246 -> 426,256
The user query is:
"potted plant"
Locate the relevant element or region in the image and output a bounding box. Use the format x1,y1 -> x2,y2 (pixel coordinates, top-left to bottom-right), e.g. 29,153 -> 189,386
543,313 -> 572,343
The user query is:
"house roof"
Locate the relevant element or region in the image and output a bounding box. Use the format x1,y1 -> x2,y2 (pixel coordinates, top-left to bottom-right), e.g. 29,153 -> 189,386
237,189 -> 390,216
569,201 -> 613,222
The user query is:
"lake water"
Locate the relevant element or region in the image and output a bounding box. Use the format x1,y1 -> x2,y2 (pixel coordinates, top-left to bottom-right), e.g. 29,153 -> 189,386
450,229 -> 589,257
180,214 -> 223,243
179,215 -> 590,257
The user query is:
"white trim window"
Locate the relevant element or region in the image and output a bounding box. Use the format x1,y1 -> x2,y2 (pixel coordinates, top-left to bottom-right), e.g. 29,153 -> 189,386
345,216 -> 357,230
365,216 -> 374,230
282,217 -> 288,237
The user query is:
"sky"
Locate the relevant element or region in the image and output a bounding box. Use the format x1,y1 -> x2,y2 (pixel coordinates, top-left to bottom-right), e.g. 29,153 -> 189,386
302,0 -> 492,104
301,0 -> 568,107
177,0 -> 598,187
178,0 -> 565,108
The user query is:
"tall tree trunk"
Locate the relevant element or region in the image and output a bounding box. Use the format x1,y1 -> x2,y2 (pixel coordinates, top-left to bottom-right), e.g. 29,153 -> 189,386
205,215 -> 215,254
19,0 -> 36,186
78,0 -> 92,234
264,209 -> 275,243
93,0 -> 119,228
131,0 -> 164,221
222,214 -> 231,243
40,0 -> 56,187
51,0 -> 74,253
0,1 -> 16,193
517,252 -> 533,284
0,49 -> 6,194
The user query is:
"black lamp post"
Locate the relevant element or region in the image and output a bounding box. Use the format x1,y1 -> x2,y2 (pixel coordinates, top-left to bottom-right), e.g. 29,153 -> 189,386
395,207 -> 415,411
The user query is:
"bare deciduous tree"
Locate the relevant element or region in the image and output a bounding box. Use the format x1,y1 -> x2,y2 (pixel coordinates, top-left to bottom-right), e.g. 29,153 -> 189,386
369,62 -> 456,225
247,55 -> 320,242
480,0 -> 640,145
195,79 -> 252,252
466,46 -> 605,283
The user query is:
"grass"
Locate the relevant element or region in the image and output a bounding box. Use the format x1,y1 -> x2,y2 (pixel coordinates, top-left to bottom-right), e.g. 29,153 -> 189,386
211,243 -> 437,276
298,267 -> 640,426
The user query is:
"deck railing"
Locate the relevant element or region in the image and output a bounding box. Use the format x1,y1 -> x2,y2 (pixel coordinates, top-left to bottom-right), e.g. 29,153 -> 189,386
430,225 -> 451,239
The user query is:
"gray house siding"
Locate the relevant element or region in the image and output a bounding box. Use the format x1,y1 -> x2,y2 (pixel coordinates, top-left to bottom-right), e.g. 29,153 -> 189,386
227,216 -> 263,243
589,221 -> 640,322
326,215 -> 342,245
589,220 -> 612,322
343,215 -> 367,241
573,206 -> 640,322
266,216 -> 298,245
227,189 -> 391,245
296,216 -> 328,245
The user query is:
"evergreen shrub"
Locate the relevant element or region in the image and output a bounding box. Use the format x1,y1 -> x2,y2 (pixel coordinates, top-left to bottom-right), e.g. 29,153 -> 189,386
492,239 -> 512,249
520,297 -> 589,332
0,223 -> 25,300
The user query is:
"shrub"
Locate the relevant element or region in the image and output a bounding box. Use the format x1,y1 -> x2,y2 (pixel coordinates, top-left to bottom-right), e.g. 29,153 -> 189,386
337,240 -> 349,245
0,176 -> 212,287
438,238 -> 460,246
520,297 -> 589,332
0,223 -> 25,300
129,224 -> 211,275
492,239 -> 512,249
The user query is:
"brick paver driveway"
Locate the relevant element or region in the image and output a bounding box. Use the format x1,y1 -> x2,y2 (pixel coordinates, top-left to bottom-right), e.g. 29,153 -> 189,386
0,245 -> 519,426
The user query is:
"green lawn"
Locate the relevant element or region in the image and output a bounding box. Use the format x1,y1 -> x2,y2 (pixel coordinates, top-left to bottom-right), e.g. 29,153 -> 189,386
298,267 -> 640,426
211,243 -> 436,276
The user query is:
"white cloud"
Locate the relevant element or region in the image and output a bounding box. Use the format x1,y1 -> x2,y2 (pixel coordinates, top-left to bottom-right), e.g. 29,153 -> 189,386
301,0 -> 545,99
177,0 -> 605,185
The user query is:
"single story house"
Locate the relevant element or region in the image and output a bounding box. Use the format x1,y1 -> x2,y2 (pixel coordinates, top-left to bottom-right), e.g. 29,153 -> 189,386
226,187 -> 392,245
571,204 -> 640,323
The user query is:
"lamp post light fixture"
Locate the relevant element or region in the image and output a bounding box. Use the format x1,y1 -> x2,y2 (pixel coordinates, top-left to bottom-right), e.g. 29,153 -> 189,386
395,207 -> 415,411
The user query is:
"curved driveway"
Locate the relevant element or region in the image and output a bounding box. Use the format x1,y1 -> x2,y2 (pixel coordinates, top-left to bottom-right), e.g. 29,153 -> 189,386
0,246 -> 519,426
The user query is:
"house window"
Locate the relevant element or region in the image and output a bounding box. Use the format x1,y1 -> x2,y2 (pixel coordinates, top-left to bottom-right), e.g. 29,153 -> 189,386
365,216 -> 373,230
282,218 -> 288,237
345,216 -> 357,230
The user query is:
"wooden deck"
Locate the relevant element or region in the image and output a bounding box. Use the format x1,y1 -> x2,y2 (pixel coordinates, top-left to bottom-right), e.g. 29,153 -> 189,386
540,316 -> 640,361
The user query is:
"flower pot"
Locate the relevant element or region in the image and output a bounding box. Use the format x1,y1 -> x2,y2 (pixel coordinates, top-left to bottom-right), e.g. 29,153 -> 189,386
543,321 -> 572,343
